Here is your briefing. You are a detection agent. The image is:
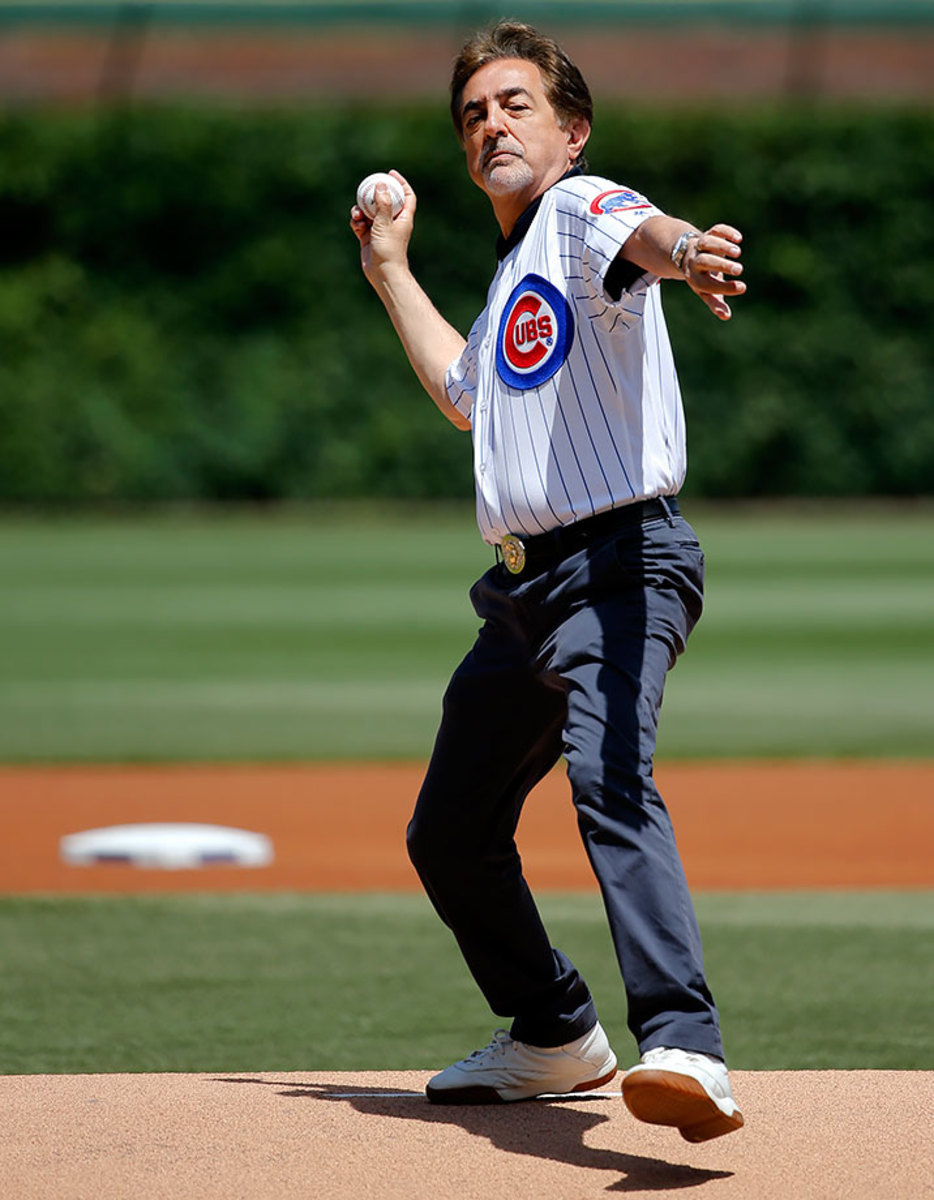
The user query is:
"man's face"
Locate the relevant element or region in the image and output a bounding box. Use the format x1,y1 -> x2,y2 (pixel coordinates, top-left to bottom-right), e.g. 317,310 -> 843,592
458,58 -> 588,208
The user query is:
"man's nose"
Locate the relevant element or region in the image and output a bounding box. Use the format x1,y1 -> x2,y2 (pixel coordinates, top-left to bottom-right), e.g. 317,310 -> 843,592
483,104 -> 507,137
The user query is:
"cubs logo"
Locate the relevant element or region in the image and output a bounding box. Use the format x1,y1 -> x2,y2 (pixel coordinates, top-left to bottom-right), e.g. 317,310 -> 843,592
496,274 -> 574,390
590,188 -> 652,216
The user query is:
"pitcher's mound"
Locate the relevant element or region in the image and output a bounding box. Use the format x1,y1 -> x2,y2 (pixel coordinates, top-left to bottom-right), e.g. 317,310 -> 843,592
1,1069 -> 930,1199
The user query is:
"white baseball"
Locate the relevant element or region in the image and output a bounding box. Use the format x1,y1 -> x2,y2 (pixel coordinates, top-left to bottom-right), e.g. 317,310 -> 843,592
356,172 -> 405,220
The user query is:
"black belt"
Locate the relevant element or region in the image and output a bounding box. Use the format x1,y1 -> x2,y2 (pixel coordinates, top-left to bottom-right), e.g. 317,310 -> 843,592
496,497 -> 679,576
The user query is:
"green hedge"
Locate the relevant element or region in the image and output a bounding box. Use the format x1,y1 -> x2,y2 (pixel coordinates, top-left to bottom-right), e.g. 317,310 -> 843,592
0,103 -> 931,502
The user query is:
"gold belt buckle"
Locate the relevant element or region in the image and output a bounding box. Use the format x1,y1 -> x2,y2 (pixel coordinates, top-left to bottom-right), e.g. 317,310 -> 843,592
500,534 -> 526,575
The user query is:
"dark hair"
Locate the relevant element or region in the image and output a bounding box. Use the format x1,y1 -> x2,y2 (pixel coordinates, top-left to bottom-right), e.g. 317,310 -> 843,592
450,20 -> 594,144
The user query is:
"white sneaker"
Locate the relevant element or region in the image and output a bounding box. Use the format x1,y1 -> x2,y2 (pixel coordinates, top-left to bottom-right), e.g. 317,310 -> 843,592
622,1047 -> 744,1142
426,1022 -> 618,1104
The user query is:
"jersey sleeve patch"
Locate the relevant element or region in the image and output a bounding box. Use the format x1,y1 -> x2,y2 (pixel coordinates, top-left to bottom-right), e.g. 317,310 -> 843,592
590,188 -> 653,216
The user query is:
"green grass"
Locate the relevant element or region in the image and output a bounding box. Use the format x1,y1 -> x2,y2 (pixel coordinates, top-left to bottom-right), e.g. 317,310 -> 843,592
660,505 -> 934,758
1,891 -> 931,1075
0,502 -> 932,760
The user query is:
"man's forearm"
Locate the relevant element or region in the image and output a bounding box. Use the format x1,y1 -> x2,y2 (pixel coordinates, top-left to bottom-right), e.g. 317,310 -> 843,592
370,263 -> 470,431
620,215 -> 698,279
351,171 -> 471,428
620,215 -> 745,321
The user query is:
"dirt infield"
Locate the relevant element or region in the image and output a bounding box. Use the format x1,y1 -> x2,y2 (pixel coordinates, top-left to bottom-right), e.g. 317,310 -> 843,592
2,759 -> 932,893
2,1069 -> 932,1199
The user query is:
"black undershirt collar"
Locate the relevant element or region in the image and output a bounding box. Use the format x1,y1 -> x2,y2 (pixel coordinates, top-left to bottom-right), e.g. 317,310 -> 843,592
493,164 -> 645,299
495,165 -> 582,262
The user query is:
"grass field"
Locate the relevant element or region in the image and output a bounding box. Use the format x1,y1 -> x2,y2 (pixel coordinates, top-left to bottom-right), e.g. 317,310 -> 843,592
2,504 -> 931,1080
1,891 -> 931,1076
0,502 -> 932,761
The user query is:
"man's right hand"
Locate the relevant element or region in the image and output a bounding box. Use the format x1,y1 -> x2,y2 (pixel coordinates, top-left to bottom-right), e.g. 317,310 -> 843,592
350,169 -> 416,287
348,169 -> 469,429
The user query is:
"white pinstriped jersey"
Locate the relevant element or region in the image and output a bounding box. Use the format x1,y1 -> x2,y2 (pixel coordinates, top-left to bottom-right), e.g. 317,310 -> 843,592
445,173 -> 686,545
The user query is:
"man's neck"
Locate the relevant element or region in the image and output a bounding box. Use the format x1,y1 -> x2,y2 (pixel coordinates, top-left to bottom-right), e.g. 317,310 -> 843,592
489,161 -> 575,237
491,191 -> 537,238
491,163 -> 585,249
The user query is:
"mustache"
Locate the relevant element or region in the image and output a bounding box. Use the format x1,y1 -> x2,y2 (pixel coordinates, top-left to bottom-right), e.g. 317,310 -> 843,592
482,140 -> 524,169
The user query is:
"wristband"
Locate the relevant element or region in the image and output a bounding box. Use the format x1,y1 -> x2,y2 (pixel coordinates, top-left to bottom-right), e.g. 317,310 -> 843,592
671,231 -> 700,273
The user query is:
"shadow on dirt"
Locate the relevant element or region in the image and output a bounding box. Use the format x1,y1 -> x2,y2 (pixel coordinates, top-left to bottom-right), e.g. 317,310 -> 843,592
213,1077 -> 732,1192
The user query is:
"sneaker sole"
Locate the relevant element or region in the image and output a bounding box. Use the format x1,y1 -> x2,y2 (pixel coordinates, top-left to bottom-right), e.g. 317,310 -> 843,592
426,1064 -> 618,1106
622,1069 -> 744,1143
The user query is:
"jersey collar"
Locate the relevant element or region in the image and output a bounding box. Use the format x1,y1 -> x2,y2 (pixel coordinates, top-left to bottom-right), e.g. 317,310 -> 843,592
495,165 -> 583,261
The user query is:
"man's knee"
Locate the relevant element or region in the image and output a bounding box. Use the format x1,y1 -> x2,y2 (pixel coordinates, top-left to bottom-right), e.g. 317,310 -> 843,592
406,803 -> 463,879
566,755 -> 659,822
407,795 -> 518,890
405,811 -> 432,874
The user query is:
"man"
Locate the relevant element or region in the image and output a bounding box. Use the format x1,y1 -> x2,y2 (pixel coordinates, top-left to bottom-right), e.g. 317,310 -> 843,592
350,21 -> 746,1143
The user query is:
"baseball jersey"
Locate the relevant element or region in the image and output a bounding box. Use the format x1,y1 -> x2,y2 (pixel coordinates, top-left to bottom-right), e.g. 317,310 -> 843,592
445,173 -> 687,545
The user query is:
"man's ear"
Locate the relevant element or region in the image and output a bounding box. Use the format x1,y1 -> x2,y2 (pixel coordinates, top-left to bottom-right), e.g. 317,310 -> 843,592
565,116 -> 591,164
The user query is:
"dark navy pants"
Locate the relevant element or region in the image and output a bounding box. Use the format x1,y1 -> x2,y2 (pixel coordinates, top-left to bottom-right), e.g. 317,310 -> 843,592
406,509 -> 724,1059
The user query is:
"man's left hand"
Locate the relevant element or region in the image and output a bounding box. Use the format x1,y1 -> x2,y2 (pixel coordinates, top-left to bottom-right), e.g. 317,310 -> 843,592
682,225 -> 745,321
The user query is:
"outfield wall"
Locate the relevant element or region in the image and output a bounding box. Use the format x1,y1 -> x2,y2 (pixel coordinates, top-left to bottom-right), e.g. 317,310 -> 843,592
0,1 -> 932,104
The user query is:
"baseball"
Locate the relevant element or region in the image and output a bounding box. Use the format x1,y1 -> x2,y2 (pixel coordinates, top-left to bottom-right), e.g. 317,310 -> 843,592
356,172 -> 405,220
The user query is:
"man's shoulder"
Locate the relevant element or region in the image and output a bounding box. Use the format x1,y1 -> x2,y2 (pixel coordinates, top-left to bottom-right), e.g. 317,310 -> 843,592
547,173 -> 616,211
549,174 -> 654,220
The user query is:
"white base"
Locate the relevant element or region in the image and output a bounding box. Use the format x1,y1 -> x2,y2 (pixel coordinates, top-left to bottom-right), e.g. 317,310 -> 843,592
60,823 -> 274,869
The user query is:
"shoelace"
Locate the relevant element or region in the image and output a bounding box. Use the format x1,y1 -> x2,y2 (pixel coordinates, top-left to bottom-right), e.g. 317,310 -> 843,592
465,1029 -> 513,1063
